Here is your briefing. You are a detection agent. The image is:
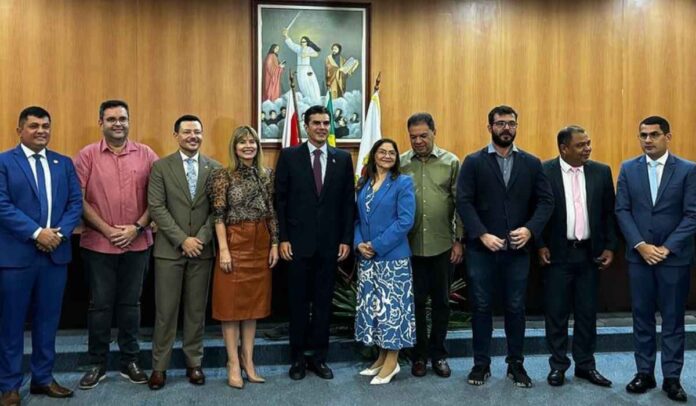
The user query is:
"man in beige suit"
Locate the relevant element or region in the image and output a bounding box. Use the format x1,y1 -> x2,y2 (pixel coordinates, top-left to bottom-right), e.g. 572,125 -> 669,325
146,115 -> 221,390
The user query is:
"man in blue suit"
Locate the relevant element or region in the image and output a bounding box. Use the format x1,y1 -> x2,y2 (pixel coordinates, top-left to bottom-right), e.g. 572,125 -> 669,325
0,107 -> 82,405
457,105 -> 554,388
616,116 -> 696,403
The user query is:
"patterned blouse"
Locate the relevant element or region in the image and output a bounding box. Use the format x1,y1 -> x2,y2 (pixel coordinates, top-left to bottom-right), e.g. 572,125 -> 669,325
207,165 -> 279,244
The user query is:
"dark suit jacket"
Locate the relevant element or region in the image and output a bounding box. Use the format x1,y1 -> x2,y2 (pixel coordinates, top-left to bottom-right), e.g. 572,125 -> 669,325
147,152 -> 221,260
456,146 -> 554,252
536,158 -> 618,262
0,145 -> 83,267
615,153 -> 696,266
275,142 -> 355,258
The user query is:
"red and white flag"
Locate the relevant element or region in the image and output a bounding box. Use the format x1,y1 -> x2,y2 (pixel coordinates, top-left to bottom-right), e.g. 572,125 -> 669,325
281,91 -> 300,148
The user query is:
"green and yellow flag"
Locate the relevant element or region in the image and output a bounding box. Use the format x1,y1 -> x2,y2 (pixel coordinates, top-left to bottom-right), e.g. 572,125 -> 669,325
325,91 -> 337,147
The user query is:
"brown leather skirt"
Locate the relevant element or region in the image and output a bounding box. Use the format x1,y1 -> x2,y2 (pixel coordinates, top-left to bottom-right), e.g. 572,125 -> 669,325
212,220 -> 271,321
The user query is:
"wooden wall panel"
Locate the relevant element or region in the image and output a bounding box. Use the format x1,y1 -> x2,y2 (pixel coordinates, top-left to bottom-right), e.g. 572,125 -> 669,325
1,0 -> 696,172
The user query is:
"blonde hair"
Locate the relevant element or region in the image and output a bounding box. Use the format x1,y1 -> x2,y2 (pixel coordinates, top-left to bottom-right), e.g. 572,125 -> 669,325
228,126 -> 266,177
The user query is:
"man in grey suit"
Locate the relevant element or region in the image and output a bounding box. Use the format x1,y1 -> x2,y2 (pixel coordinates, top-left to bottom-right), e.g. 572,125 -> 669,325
146,115 -> 221,390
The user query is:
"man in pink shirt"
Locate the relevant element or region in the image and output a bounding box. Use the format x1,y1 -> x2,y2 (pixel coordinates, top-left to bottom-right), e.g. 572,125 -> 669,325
74,100 -> 158,390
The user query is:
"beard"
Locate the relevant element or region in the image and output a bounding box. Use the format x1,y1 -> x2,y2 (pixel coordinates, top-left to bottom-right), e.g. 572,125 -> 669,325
492,130 -> 516,148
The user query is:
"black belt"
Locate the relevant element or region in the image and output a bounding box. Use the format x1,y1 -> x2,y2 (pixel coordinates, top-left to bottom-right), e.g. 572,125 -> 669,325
567,239 -> 590,248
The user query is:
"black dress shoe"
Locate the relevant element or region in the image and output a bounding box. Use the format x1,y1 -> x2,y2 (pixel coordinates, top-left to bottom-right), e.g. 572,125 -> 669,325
411,360 -> 426,377
626,373 -> 656,393
547,369 -> 565,386
289,361 -> 306,380
307,358 -> 334,380
575,369 -> 612,387
120,361 -> 148,384
79,366 -> 106,390
432,359 -> 451,378
663,378 -> 688,402
29,380 -> 74,398
186,367 -> 205,385
148,371 -> 167,390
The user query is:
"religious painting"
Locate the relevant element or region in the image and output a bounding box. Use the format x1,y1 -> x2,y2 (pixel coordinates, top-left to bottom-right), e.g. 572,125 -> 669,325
253,1 -> 370,144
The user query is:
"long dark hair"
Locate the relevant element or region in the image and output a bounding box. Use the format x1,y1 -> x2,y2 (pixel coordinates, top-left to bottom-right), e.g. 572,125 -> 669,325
357,138 -> 401,191
267,43 -> 279,54
301,36 -> 321,52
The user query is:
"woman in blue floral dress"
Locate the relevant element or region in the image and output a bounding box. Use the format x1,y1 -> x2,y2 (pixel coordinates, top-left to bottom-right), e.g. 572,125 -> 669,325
354,139 -> 416,384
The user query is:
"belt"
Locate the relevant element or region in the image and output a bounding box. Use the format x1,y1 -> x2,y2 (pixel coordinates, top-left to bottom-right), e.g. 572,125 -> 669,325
567,239 -> 590,248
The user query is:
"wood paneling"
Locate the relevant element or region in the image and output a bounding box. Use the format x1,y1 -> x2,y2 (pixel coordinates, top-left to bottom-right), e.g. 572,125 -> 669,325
2,0 -> 696,171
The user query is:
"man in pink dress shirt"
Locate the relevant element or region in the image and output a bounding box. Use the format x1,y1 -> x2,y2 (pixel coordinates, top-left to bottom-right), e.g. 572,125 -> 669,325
73,100 -> 158,390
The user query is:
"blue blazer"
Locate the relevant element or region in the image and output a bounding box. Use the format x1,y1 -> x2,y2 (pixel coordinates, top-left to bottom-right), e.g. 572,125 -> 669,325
0,145 -> 83,267
615,153 -> 696,266
354,174 -> 415,261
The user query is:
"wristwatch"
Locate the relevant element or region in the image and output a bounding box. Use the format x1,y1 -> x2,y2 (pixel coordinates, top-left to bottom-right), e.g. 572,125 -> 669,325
134,223 -> 144,234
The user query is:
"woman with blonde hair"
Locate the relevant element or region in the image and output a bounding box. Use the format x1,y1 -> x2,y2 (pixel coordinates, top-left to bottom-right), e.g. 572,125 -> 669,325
207,126 -> 279,388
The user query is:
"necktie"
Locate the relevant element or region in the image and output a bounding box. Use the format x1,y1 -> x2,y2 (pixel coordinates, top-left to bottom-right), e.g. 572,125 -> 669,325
571,167 -> 585,241
648,160 -> 659,205
33,154 -> 49,227
185,158 -> 197,199
312,149 -> 323,195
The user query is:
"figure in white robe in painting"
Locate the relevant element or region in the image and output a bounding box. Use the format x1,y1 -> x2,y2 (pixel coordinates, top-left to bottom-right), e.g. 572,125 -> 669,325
283,29 -> 322,104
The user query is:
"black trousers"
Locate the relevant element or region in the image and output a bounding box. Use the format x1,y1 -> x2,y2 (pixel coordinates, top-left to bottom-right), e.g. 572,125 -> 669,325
543,245 -> 598,371
411,250 -> 453,362
287,252 -> 337,363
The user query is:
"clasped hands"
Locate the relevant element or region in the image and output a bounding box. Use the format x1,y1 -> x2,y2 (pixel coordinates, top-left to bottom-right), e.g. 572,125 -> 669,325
637,243 -> 670,266
479,227 -> 531,252
106,224 -> 140,249
35,227 -> 63,252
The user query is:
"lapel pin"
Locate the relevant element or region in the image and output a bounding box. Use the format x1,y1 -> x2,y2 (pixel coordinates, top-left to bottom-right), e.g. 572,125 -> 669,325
53,160 -> 59,164
332,158 -> 336,163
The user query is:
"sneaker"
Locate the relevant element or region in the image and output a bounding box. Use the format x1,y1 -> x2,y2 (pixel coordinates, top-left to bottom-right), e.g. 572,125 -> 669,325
79,366 -> 106,390
120,362 -> 148,384
467,364 -> 491,386
507,362 -> 533,388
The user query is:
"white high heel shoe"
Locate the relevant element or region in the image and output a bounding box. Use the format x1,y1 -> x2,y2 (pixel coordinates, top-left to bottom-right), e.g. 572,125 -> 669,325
359,365 -> 382,376
370,364 -> 400,385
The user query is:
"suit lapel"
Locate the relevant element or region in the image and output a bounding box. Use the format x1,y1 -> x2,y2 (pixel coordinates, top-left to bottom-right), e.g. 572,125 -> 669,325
506,153 -> 521,190
46,150 -> 60,206
655,154 -> 676,205
193,155 -> 211,204
368,176 -> 393,218
167,153 -> 192,204
13,146 -> 39,198
484,151 -> 506,188
319,146 -> 336,200
299,143 -> 318,198
551,158 -> 567,221
584,161 -> 595,216
637,156 -> 653,207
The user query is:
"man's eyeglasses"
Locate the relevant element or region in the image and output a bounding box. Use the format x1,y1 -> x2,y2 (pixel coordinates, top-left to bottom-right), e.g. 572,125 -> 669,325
492,121 -> 518,129
638,131 -> 664,141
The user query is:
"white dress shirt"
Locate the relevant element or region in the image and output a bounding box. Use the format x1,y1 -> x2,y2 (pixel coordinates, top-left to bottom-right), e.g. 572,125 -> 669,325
307,142 -> 327,182
21,144 -> 53,239
559,157 -> 590,240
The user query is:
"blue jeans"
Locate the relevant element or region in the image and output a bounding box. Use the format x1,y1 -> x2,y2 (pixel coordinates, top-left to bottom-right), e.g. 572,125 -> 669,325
467,248 -> 529,366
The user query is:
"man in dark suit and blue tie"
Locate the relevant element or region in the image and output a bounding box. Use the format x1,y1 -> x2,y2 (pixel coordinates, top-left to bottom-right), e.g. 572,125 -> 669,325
537,125 -> 618,388
0,107 -> 82,405
275,105 -> 355,381
457,105 -> 554,388
616,116 -> 696,403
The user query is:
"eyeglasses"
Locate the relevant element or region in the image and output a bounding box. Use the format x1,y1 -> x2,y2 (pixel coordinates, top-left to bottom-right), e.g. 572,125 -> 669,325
638,131 -> 664,140
492,121 -> 518,129
376,149 -> 397,157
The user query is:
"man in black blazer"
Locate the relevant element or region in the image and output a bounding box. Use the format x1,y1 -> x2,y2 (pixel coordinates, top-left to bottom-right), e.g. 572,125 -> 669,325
537,125 -> 617,388
457,105 -> 554,388
275,105 -> 355,381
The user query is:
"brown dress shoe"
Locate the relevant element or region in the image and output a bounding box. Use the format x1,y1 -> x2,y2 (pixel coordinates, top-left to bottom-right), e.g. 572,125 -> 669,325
411,360 -> 427,377
186,367 -> 205,385
148,371 -> 167,390
29,380 -> 74,398
0,390 -> 20,406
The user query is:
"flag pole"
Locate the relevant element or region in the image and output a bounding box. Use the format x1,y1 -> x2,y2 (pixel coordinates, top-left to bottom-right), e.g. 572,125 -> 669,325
289,70 -> 302,141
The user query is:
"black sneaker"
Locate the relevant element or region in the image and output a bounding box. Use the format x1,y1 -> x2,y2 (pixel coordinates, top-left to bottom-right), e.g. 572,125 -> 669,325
120,362 -> 148,384
507,362 -> 533,388
467,364 -> 491,386
79,366 -> 106,390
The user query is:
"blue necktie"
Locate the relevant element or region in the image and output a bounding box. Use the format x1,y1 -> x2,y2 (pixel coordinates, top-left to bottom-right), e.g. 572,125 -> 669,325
33,154 -> 49,227
185,158 -> 197,199
648,160 -> 659,205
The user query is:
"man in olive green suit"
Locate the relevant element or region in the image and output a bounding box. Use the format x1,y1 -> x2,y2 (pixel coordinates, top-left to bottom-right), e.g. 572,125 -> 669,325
146,115 -> 221,390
